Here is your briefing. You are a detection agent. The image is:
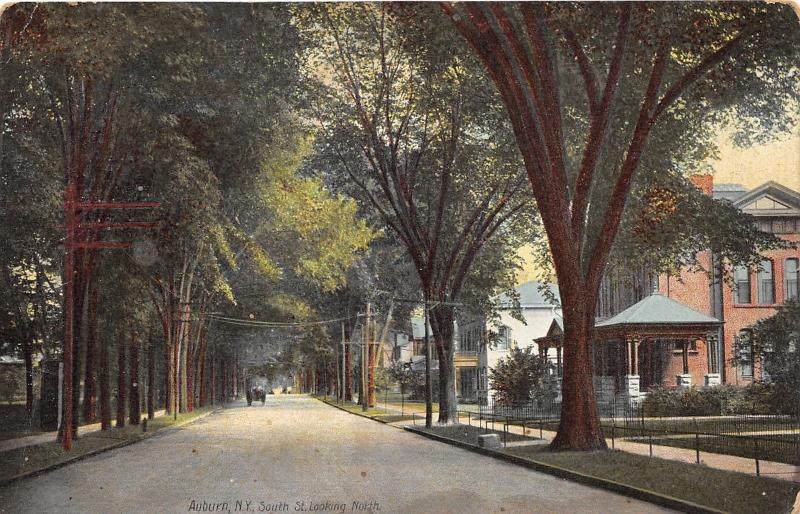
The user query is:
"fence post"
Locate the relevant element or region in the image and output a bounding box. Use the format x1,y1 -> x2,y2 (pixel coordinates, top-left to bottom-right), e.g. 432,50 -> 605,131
540,420 -> 543,439
611,425 -> 615,449
755,438 -> 760,477
468,411 -> 471,426
504,420 -> 508,448
695,433 -> 700,464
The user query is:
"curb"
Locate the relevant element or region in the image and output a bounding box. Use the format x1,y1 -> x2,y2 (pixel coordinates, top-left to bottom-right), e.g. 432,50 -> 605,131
404,426 -> 729,514
0,407 -> 221,488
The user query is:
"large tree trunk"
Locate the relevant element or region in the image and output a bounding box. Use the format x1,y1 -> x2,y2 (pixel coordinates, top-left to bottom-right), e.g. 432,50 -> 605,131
116,336 -> 126,428
82,283 -> 98,424
129,332 -> 141,425
430,305 -> 457,425
551,283 -> 607,450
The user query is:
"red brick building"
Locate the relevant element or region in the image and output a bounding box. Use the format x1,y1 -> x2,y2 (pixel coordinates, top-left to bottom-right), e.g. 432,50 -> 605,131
659,177 -> 800,386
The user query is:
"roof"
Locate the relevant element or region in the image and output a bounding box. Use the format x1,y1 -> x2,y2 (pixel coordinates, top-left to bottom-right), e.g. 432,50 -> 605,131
713,183 -> 748,202
595,292 -> 720,328
732,181 -> 800,216
497,281 -> 560,308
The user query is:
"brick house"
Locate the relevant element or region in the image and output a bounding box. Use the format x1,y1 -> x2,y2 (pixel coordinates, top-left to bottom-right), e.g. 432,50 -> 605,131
659,177 -> 800,386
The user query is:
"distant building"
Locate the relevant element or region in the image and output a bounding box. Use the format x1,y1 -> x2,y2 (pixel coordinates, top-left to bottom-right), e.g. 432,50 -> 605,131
460,281 -> 561,406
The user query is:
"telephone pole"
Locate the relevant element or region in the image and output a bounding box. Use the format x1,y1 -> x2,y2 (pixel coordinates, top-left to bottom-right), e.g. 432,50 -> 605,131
60,183 -> 159,450
362,302 -> 371,411
424,297 -> 432,428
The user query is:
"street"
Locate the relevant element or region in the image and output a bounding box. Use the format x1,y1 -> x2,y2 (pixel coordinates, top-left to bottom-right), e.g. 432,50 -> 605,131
0,396 -> 671,514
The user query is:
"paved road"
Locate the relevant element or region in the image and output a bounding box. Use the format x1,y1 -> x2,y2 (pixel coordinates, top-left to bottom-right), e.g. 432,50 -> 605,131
0,396 -> 672,514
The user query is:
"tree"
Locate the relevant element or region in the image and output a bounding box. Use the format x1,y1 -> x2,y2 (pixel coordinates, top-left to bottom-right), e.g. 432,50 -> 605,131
303,3 -> 533,424
490,347 -> 553,409
443,2 -> 800,448
735,299 -> 800,416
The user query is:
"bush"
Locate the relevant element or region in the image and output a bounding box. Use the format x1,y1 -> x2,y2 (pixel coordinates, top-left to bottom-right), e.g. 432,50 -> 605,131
489,347 -> 554,408
643,383 -> 797,417
642,387 -> 682,416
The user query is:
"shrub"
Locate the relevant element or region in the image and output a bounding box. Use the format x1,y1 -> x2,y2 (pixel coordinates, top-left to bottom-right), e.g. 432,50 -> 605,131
489,347 -> 554,408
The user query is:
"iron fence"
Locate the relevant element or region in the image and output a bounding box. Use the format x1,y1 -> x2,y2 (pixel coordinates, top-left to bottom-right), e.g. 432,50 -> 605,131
468,400 -> 800,472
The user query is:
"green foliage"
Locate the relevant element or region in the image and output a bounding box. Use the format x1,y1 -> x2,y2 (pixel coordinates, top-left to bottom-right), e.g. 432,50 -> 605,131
489,347 -> 554,408
735,299 -> 800,415
643,383 -> 797,417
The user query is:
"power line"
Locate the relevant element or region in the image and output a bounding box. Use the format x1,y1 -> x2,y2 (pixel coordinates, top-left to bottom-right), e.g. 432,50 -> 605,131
207,313 -> 363,328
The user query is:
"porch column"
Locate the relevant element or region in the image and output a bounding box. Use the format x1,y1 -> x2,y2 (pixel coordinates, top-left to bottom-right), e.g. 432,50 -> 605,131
556,346 -> 562,376
682,341 -> 689,374
704,333 -> 721,386
623,336 -> 641,404
626,336 -> 640,375
677,340 -> 692,389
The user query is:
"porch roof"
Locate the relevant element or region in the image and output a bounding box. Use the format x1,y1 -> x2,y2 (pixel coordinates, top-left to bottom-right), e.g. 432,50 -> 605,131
595,292 -> 719,327
535,293 -> 721,346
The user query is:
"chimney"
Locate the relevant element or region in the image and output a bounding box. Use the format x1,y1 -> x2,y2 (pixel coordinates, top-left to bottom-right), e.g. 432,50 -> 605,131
690,174 -> 713,196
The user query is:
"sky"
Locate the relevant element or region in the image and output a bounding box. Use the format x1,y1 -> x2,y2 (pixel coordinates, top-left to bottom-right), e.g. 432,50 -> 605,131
711,125 -> 800,190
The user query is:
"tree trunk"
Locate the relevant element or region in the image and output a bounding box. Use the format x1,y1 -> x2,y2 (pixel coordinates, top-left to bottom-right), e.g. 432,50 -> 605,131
198,338 -> 207,407
22,330 -> 34,419
164,340 -> 173,415
129,332 -> 141,425
179,323 -> 189,413
82,284 -> 98,424
219,359 -> 228,404
210,354 -> 216,405
116,336 -> 126,428
147,335 -> 155,420
550,285 -> 607,450
99,332 -> 111,430
430,305 -> 457,425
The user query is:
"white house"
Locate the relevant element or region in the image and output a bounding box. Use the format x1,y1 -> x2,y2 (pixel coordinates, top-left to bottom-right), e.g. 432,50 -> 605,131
459,281 -> 561,406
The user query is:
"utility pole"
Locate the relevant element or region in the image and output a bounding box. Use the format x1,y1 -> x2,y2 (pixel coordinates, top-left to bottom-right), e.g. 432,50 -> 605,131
341,323 -> 346,404
60,183 -> 159,451
362,302 -> 371,411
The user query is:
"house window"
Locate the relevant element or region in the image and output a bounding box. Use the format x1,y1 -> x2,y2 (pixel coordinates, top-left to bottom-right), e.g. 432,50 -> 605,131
785,258 -> 799,301
496,326 -> 511,349
737,330 -> 753,377
734,265 -> 751,304
758,260 -> 775,304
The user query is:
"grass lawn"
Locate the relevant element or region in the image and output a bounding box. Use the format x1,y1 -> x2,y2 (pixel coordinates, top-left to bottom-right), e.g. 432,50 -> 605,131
318,398 -> 416,423
505,445 -> 799,514
643,433 -> 800,466
0,407 -> 213,483
0,404 -> 42,442
415,424 -> 799,514
601,417 -> 799,435
416,424 -> 537,444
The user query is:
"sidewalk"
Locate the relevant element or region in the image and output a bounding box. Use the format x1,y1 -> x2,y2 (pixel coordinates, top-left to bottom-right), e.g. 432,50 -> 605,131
0,409 -> 166,453
458,413 -> 800,484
